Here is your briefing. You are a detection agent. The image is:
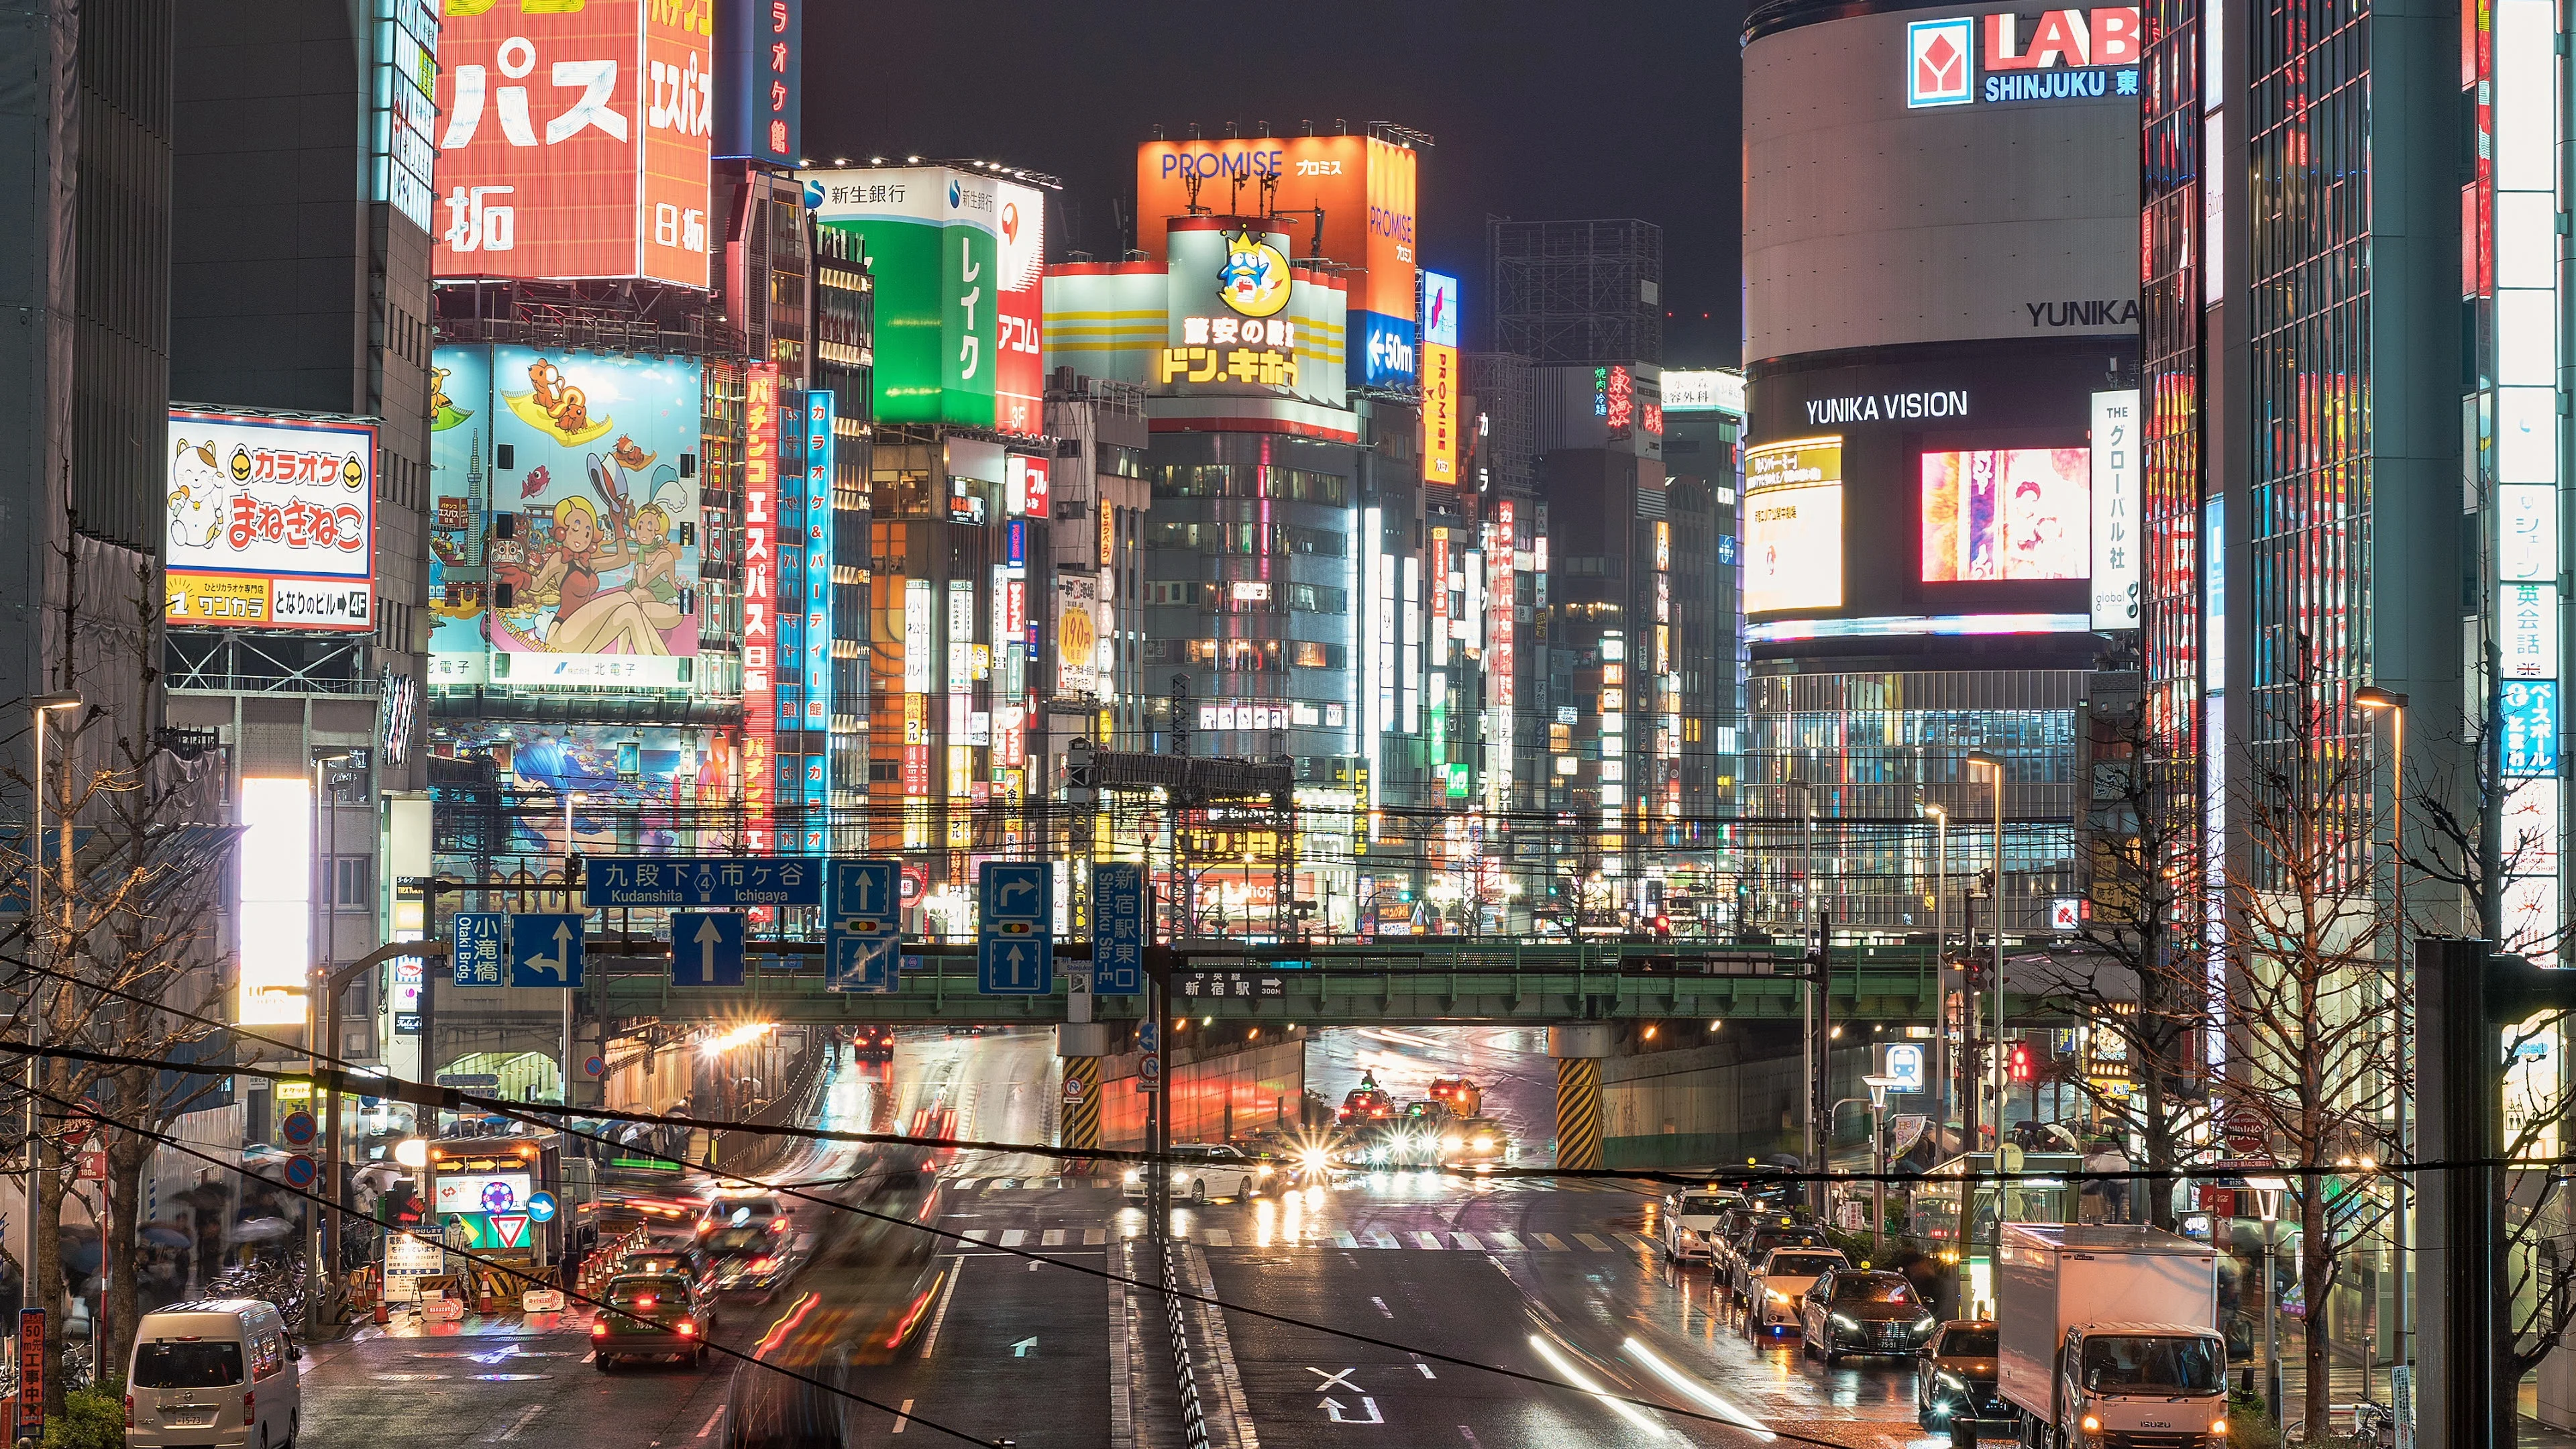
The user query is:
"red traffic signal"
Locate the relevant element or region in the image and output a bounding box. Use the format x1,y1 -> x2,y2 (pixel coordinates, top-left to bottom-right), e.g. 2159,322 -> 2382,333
2007,1040 -> 2037,1083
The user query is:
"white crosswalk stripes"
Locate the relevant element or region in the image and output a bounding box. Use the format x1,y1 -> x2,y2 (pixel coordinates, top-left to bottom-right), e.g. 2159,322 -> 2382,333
1486,1232 -> 1522,1250
1332,1230 -> 1358,1248
1083,1228 -> 1107,1245
1413,1232 -> 1444,1249
1451,1232 -> 1482,1250
1536,1234 -> 1570,1250
1366,1230 -> 1401,1249
934,1215 -> 1629,1254
1041,1228 -> 1065,1246
998,1229 -> 1026,1247
1574,1233 -> 1613,1251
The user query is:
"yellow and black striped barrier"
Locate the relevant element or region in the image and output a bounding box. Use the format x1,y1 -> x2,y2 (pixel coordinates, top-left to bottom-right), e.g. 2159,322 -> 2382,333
1555,1056 -> 1601,1171
1060,1055 -> 1103,1152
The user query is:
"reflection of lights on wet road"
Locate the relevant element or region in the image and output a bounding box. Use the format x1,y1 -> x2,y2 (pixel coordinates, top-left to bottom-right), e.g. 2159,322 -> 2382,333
1621,1336 -> 1774,1438
1357,1027 -> 1444,1049
1528,1333 -> 1669,1438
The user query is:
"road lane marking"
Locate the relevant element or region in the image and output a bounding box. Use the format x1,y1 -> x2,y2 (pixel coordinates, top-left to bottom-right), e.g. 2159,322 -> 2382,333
918,1259 -> 965,1359
1000,1229 -> 1026,1247
1574,1233 -> 1613,1251
1085,1227 -> 1108,1245
1413,1232 -> 1444,1248
994,1179 -> 1020,1190
892,1398 -> 914,1435
1042,1228 -> 1067,1246
1366,1230 -> 1401,1248
1201,1227 -> 1232,1246
1332,1230 -> 1358,1248
1415,1361 -> 1437,1379
1459,1428 -> 1481,1446
1536,1234 -> 1570,1250
953,1177 -> 981,1191
486,1404 -> 545,1442
963,1228 -> 991,1242
1450,1232 -> 1482,1250
696,1409 -> 722,1438
1487,1232 -> 1522,1250
1309,1367 -> 1360,1393
1369,1296 -> 1394,1319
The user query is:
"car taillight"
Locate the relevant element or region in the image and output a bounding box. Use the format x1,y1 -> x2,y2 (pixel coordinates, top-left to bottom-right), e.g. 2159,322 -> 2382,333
591,1320 -> 610,1336
677,1320 -> 697,1337
124,1394 -> 133,1428
245,1390 -> 257,1417
770,1218 -> 788,1232
751,1256 -> 778,1271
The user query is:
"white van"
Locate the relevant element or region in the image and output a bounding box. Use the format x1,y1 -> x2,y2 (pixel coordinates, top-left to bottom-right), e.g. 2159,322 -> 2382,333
124,1299 -> 301,1448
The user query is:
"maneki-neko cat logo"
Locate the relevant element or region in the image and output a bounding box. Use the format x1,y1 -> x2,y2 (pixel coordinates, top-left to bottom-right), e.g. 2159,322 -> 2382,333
1216,229 -> 1292,319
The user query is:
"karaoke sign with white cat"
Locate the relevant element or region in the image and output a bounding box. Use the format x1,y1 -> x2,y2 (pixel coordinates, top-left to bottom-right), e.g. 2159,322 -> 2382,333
165,409 -> 377,632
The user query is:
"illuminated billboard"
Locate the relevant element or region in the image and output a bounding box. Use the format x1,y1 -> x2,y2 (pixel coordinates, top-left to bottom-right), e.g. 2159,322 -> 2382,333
743,363 -> 780,850
1135,135 -> 1417,386
166,411 -> 377,632
2088,390 -> 2140,627
426,345 -> 704,688
432,0 -> 712,286
1663,369 -> 1748,415
1421,272 -> 1460,484
237,777 -> 311,1025
806,167 -> 1045,433
716,0 -> 799,166
1919,447 -> 2090,581
1743,437 -> 1845,614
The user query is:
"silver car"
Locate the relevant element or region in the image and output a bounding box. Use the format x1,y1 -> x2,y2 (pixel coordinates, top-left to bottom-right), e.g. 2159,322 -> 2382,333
1123,1144 -> 1273,1203
1660,1189 -> 1746,1264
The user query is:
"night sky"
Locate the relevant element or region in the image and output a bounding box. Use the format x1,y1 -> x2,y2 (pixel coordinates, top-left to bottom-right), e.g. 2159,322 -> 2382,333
806,0 -> 1748,367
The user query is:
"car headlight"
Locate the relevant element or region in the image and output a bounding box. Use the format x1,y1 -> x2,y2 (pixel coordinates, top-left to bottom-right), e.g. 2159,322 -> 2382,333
1831,1313 -> 1859,1331
2210,1419 -> 2229,1438
1915,1314 -> 1937,1332
1766,1289 -> 1791,1303
1473,1135 -> 1495,1150
2081,1416 -> 2102,1434
1301,1148 -> 1330,1171
1936,1371 -> 1970,1392
1441,1135 -> 1464,1152
1122,1169 -> 1141,1184
1255,1165 -> 1273,1177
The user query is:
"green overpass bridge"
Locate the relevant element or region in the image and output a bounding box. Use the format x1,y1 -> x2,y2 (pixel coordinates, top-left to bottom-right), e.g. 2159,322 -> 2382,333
557,939 -> 1964,1028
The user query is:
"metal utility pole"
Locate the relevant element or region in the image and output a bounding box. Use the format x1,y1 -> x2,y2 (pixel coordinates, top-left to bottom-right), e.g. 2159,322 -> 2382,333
1960,891 -> 1980,1157
1807,910 -> 1833,1210
1925,802 -> 1949,1148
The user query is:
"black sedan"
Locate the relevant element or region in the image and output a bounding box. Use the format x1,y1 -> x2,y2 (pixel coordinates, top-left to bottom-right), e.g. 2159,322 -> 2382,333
1915,1320 -> 2005,1430
1797,1267 -> 1940,1363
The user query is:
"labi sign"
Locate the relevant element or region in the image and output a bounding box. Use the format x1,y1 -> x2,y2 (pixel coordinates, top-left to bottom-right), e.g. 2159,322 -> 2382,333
1905,7 -> 2143,107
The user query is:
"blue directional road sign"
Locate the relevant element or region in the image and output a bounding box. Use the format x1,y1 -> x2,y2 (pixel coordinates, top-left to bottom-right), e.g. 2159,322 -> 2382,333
452,912 -> 506,987
827,932 -> 900,993
582,855 -> 824,909
671,912 -> 747,987
506,913 -> 584,988
829,859 -> 900,932
1093,863 -> 1145,997
977,861 -> 1053,995
526,1191 -> 559,1224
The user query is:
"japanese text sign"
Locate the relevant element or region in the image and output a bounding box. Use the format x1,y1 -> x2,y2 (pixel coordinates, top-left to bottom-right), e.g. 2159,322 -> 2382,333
434,0 -> 712,287
166,411 -> 376,633
583,855 -> 823,908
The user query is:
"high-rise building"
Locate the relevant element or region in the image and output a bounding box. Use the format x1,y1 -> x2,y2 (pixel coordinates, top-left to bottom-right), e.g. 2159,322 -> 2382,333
0,0 -> 174,759
1738,0 -> 2142,936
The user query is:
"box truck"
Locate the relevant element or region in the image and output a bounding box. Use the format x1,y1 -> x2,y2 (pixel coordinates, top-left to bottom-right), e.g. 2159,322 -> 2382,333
1992,1224 -> 2229,1449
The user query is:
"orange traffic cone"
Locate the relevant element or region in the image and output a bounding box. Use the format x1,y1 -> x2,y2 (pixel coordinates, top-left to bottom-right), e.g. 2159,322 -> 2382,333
372,1298 -> 391,1325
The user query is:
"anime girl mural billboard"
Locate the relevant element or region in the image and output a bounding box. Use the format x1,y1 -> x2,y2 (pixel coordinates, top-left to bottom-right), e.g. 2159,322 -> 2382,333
427,345 -> 703,686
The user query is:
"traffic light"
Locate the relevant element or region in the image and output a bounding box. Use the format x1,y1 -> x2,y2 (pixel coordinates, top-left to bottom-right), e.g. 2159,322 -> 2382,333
2007,1040 -> 2036,1083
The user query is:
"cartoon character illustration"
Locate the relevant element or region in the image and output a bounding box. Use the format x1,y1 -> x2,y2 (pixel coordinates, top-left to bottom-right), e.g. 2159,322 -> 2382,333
608,435 -> 655,474
1217,229 -> 1292,318
167,438 -> 225,550
523,496 -> 667,656
623,502 -> 686,631
500,356 -> 616,445
528,360 -> 589,433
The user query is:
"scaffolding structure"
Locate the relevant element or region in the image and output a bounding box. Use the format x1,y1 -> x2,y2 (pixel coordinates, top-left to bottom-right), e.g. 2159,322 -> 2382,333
1488,218 -> 1665,366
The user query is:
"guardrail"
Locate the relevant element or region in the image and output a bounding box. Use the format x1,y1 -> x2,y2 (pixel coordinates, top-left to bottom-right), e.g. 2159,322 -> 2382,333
1163,1242 -> 1214,1449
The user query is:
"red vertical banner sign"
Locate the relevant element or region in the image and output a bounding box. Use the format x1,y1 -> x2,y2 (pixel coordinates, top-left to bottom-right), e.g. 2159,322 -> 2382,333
743,364 -> 782,850
18,1309 -> 44,1438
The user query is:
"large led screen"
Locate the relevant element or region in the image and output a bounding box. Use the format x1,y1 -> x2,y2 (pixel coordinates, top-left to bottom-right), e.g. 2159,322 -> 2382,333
1919,447 -> 2090,582
1743,437 -> 1845,614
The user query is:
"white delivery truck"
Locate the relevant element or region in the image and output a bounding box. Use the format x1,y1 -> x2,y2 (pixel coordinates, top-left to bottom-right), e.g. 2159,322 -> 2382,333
1992,1224 -> 2229,1449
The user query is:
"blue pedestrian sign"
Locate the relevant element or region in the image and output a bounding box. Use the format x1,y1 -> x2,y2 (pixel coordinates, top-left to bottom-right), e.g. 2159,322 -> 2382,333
830,859 -> 900,932
827,932 -> 900,993
526,1191 -> 558,1224
671,912 -> 747,987
452,912 -> 506,987
506,913 -> 584,988
1093,863 -> 1146,997
582,855 -> 824,909
977,861 -> 1053,995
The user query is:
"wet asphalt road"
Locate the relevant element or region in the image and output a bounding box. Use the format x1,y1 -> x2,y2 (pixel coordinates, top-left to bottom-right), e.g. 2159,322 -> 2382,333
298,1027 -> 1939,1449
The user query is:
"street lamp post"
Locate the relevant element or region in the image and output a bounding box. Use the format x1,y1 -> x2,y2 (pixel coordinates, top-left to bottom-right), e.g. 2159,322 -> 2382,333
23,692 -> 80,1398
1925,802 -> 1949,1149
2354,685 -> 2410,1391
1966,751 -> 2006,1142
1862,1075 -> 1900,1256
305,749 -> 356,1337
2249,1175 -> 2290,1421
